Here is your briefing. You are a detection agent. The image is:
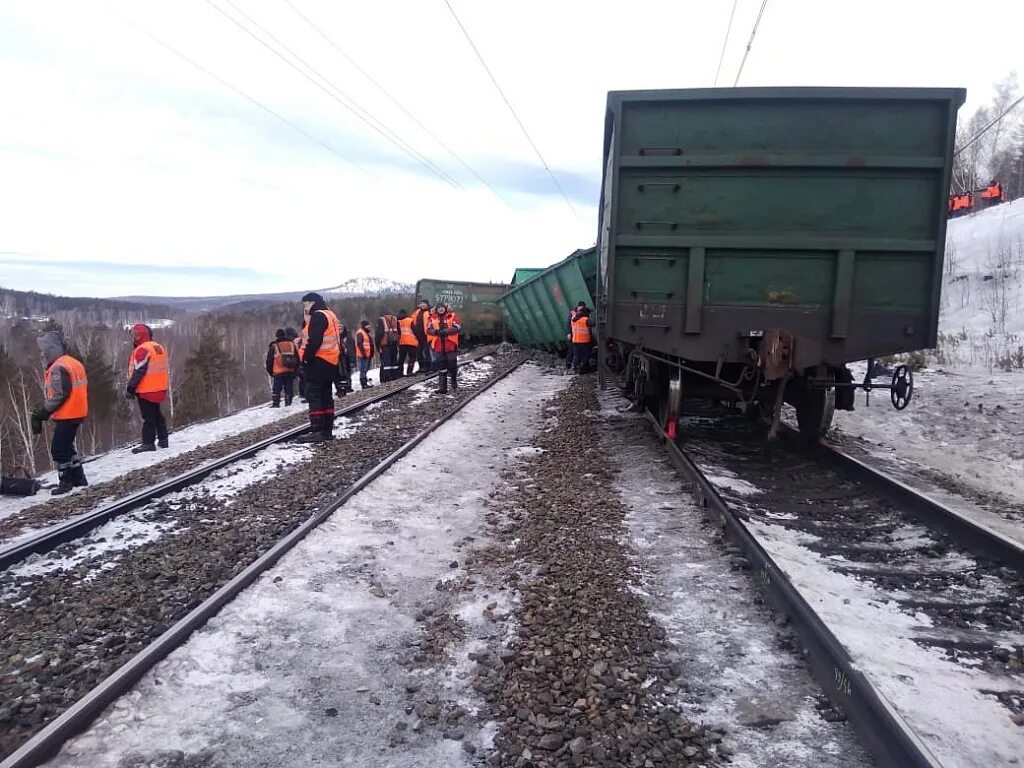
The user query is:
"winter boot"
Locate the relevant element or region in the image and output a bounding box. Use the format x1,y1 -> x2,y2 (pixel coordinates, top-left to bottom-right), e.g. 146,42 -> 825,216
131,443 -> 157,454
450,370 -> 458,390
284,397 -> 293,406
71,457 -> 89,488
51,463 -> 75,495
320,413 -> 335,441
158,438 -> 169,449
271,400 -> 280,408
295,415 -> 330,443
438,371 -> 448,395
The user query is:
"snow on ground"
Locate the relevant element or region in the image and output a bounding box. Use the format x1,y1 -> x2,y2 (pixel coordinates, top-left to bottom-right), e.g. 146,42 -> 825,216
744,516 -> 1024,768
831,365 -> 1024,545
44,363 -> 568,768
600,391 -> 872,768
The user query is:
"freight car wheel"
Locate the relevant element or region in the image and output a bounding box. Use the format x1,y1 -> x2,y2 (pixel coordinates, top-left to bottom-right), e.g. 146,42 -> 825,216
795,386 -> 836,442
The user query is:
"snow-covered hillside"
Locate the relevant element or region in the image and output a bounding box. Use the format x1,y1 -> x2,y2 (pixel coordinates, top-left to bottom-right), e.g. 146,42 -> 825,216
938,198 -> 1024,369
324,277 -> 414,296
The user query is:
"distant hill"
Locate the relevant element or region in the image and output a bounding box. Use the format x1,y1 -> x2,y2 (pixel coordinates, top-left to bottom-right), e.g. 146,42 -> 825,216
0,286 -> 174,323
115,276 -> 415,312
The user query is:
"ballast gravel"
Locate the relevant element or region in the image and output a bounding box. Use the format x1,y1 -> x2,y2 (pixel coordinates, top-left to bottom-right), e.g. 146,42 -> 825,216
0,351 -> 523,760
468,378 -> 717,767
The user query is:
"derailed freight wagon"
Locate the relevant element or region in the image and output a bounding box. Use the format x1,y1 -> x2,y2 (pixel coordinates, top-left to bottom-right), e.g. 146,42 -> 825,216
414,279 -> 509,341
496,248 -> 597,351
598,87 -> 965,439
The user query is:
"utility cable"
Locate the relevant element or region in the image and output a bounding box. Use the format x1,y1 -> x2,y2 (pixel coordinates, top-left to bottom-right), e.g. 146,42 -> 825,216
113,13 -> 364,171
281,0 -> 508,203
713,0 -> 739,87
207,0 -> 462,187
955,94 -> 1024,157
441,0 -> 580,218
733,0 -> 770,87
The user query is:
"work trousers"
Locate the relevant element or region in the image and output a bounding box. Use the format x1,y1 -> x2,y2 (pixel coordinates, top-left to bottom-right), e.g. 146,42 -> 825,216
305,380 -> 335,435
138,399 -> 169,446
398,345 -> 418,376
416,340 -> 432,373
573,343 -> 593,373
379,345 -> 399,383
357,357 -> 372,387
51,419 -> 82,464
435,350 -> 458,393
272,374 -> 295,405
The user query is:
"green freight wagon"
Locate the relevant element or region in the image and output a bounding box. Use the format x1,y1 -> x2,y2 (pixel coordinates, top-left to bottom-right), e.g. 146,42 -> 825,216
414,278 -> 509,341
598,86 -> 965,439
496,248 -> 597,350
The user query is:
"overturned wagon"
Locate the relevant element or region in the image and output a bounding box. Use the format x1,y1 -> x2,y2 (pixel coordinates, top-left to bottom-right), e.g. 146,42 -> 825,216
414,279 -> 509,341
496,248 -> 597,351
597,86 -> 965,439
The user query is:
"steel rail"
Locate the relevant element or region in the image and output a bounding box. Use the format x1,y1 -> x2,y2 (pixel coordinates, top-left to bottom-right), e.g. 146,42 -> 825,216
643,409 -> 944,768
791,426 -> 1024,572
1,358 -> 527,768
0,350 -> 496,572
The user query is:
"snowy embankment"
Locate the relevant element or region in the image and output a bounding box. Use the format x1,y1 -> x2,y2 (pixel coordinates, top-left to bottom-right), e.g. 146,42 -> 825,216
939,198 -> 1024,368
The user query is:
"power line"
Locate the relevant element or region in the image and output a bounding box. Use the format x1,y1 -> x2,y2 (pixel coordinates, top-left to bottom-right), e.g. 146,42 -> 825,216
733,0 -> 770,87
441,0 -> 580,218
713,0 -> 739,87
206,0 -> 462,188
113,13 -> 365,172
281,0 -> 508,203
955,94 -> 1024,157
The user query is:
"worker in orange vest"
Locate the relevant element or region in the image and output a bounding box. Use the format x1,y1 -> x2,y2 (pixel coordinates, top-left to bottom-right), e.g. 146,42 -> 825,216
31,331 -> 90,495
564,301 -> 585,372
396,309 -> 419,377
571,305 -> 595,373
354,320 -> 375,389
376,311 -> 401,383
126,323 -> 170,454
426,303 -> 461,394
266,328 -> 299,407
296,292 -> 342,443
411,298 -> 432,373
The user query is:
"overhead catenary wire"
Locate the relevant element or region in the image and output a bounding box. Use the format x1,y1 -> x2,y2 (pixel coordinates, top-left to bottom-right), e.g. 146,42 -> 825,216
955,94 -> 1024,157
112,13 -> 365,172
281,0 -> 509,203
713,0 -> 739,87
733,0 -> 770,87
441,0 -> 580,219
206,0 -> 463,188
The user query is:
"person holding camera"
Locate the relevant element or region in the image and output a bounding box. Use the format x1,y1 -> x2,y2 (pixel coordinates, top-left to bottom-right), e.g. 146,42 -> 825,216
31,331 -> 89,495
426,303 -> 461,394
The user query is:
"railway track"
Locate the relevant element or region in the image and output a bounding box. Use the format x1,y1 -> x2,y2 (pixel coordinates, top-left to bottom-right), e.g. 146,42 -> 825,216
0,350 -> 525,766
0,349 -> 496,571
646,407 -> 1024,768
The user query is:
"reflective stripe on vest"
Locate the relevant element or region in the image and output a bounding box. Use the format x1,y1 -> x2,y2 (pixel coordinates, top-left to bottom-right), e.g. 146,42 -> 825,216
379,315 -> 399,347
355,328 -> 373,358
129,341 -> 169,394
47,355 -> 89,421
302,309 -> 341,365
272,340 -> 297,375
398,317 -> 419,347
427,312 -> 461,353
571,316 -> 592,344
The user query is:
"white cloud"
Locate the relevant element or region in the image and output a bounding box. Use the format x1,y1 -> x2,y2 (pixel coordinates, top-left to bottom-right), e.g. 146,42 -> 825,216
1,0 -> 1020,297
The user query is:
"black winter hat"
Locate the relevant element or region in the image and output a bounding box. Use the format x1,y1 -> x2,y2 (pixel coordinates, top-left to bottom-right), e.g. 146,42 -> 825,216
301,292 -> 325,303
275,328 -> 286,339
284,327 -> 297,337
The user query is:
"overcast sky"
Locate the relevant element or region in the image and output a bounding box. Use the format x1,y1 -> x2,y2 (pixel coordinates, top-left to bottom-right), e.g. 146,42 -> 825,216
1,0 -> 1021,298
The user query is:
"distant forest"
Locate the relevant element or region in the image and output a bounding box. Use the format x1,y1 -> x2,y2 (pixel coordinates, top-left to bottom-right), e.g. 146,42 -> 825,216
0,286 -> 415,474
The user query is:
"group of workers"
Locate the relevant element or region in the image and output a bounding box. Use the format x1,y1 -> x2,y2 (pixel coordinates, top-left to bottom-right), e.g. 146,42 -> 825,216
28,323 -> 171,495
272,292 -> 462,444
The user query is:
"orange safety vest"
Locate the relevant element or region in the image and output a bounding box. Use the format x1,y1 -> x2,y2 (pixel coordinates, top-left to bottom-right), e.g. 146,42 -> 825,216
129,341 -> 169,394
379,315 -> 399,347
272,339 -> 298,375
427,311 -> 461,353
302,309 -> 341,365
46,354 -> 89,421
355,328 -> 373,359
398,317 -> 418,347
571,316 -> 593,344
981,183 -> 1003,200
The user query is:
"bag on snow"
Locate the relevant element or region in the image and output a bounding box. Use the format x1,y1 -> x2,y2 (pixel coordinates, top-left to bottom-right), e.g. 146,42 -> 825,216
1,468 -> 40,496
